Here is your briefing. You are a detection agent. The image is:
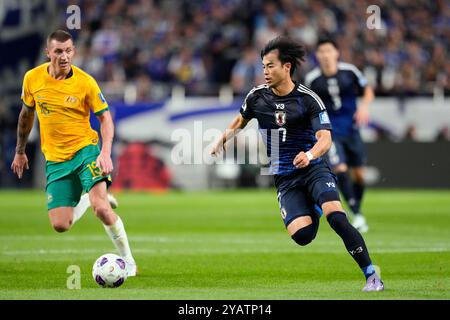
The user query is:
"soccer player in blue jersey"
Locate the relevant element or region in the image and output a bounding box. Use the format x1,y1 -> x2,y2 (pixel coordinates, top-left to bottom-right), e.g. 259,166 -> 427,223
304,38 -> 375,233
211,36 -> 383,291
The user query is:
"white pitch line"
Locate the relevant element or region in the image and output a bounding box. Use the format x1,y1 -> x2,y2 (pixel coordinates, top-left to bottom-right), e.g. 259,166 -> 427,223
0,235 -> 448,248
2,247 -> 449,256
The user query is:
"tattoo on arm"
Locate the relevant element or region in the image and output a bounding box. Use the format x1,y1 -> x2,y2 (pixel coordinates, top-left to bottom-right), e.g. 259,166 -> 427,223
16,105 -> 35,154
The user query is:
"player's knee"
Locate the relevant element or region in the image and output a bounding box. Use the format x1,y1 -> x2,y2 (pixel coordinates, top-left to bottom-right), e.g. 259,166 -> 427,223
92,204 -> 111,219
333,163 -> 348,173
322,200 -> 344,215
354,174 -> 365,185
52,221 -> 71,233
291,224 -> 317,246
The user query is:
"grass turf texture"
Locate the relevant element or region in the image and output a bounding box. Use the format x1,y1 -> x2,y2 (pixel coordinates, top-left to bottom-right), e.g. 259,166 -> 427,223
0,189 -> 449,300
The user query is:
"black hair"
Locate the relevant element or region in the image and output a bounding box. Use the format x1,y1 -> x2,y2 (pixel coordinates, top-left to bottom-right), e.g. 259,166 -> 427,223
260,36 -> 306,76
316,37 -> 338,50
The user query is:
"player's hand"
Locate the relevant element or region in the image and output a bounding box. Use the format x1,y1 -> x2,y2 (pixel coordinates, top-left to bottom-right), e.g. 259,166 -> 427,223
355,105 -> 369,126
210,139 -> 225,157
11,153 -> 29,179
96,152 -> 113,175
293,151 -> 310,168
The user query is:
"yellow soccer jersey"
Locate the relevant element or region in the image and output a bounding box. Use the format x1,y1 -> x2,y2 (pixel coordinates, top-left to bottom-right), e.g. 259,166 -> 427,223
21,63 -> 109,162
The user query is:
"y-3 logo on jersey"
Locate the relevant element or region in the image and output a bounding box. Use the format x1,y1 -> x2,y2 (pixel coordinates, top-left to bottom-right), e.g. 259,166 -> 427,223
326,182 -> 336,188
275,103 -> 285,109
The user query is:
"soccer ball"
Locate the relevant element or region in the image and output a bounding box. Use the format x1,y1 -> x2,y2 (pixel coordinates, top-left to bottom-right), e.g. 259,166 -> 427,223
92,253 -> 127,288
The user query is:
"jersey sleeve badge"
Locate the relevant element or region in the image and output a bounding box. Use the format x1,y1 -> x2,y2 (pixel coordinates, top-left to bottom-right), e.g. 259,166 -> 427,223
319,111 -> 330,124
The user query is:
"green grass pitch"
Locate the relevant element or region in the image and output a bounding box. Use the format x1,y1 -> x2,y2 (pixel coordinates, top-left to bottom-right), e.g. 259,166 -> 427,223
0,189 -> 449,300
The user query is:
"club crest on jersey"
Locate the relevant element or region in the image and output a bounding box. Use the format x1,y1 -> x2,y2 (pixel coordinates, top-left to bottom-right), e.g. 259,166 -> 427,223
275,111 -> 286,126
319,111 -> 330,124
280,207 -> 287,220
65,96 -> 78,104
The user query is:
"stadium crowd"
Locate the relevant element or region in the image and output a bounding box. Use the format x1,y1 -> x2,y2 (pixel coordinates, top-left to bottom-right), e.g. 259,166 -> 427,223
64,0 -> 449,100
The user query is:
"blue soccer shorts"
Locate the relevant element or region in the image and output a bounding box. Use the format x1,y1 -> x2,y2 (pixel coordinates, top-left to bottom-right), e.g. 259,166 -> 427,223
326,131 -> 367,168
274,163 -> 341,227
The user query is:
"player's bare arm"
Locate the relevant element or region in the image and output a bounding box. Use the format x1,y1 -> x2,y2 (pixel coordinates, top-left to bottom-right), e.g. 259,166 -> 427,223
211,114 -> 249,157
293,129 -> 332,169
11,105 -> 35,178
354,86 -> 374,126
96,110 -> 115,175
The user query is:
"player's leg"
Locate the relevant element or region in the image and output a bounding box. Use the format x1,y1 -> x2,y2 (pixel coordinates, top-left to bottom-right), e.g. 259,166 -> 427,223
308,167 -> 383,291
88,181 -> 137,276
73,192 -> 119,224
78,144 -> 137,276
46,173 -> 82,232
277,187 -> 320,246
327,140 -> 359,215
348,166 -> 368,231
351,167 -> 365,208
322,201 -> 383,291
346,132 -> 369,232
72,193 -> 90,224
48,207 -> 74,232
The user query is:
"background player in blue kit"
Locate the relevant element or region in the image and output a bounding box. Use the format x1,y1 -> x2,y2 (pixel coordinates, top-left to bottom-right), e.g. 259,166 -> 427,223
211,36 -> 383,291
305,39 -> 375,233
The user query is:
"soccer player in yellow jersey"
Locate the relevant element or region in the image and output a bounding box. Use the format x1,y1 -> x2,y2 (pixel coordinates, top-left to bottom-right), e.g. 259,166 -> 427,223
11,30 -> 137,276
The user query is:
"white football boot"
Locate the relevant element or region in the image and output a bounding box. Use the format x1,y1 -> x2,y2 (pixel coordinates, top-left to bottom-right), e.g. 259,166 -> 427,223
107,193 -> 118,209
362,273 -> 384,292
125,258 -> 138,277
352,214 -> 369,233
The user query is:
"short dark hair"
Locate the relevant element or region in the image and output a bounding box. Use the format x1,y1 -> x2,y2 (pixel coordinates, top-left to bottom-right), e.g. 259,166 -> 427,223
47,30 -> 73,46
260,36 -> 306,76
316,37 -> 338,50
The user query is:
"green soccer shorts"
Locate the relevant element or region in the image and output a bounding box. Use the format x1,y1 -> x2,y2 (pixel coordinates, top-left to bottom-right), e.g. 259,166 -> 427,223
45,144 -> 112,210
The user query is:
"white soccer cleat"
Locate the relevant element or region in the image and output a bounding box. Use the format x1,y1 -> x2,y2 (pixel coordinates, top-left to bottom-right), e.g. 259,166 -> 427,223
125,259 -> 138,277
108,193 -> 118,209
352,214 -> 369,233
362,273 -> 384,292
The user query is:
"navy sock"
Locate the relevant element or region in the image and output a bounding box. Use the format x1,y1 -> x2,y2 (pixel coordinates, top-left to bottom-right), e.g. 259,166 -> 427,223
336,172 -> 358,214
326,211 -> 372,278
361,264 -> 376,279
353,182 -> 365,214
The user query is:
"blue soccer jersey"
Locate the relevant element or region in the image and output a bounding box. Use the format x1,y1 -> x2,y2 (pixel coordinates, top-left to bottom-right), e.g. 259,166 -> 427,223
304,62 -> 368,137
240,83 -> 332,175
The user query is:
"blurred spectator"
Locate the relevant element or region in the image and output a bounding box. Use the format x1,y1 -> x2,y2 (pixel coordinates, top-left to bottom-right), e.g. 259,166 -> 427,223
404,125 -> 418,141
435,126 -> 450,142
253,1 -> 286,30
395,62 -> 421,96
168,47 -> 207,93
146,45 -> 171,82
231,46 -> 264,95
91,18 -> 121,64
254,17 -> 282,50
287,8 -> 318,48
